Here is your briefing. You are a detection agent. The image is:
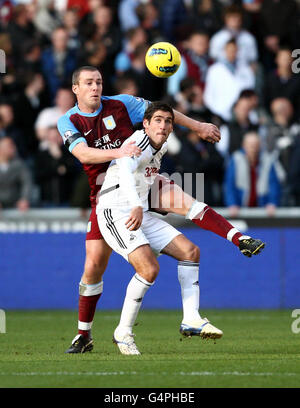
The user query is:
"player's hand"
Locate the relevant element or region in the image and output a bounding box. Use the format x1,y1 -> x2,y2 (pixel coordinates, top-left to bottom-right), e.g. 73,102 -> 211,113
125,206 -> 143,231
117,141 -> 142,159
194,122 -> 221,144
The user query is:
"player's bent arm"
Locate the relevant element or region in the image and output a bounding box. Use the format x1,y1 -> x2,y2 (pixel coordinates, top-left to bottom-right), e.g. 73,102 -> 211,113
118,157 -> 143,208
173,109 -> 221,144
118,156 -> 144,230
71,141 -> 141,164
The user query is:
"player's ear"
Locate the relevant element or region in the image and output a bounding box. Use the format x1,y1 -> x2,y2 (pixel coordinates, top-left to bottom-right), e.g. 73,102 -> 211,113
143,118 -> 150,129
72,84 -> 78,95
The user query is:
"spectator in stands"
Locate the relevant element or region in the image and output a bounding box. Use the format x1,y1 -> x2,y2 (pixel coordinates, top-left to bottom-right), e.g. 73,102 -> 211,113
123,43 -> 164,101
224,131 -> 285,217
241,0 -> 262,37
114,26 -> 147,76
34,126 -> 79,206
118,0 -> 140,32
259,98 -> 300,173
17,40 -> 43,76
0,103 -> 27,159
159,0 -> 187,42
79,5 -> 121,92
172,77 -> 216,122
167,30 -> 211,96
135,1 -> 161,44
209,4 -> 258,65
62,7 -> 82,52
34,87 -> 75,149
203,38 -> 255,121
0,0 -> 14,29
264,47 -> 300,116
14,72 -> 48,158
175,126 -> 225,206
32,0 -> 61,38
7,3 -> 40,63
0,137 -> 32,211
189,0 -> 222,38
217,92 -> 259,158
87,6 -> 121,62
66,0 -> 91,19
79,0 -> 106,34
259,0 -> 300,64
41,26 -> 77,103
113,75 -> 139,96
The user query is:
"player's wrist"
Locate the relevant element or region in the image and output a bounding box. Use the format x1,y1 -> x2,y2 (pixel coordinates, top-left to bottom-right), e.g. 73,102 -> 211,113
113,148 -> 122,159
131,204 -> 143,210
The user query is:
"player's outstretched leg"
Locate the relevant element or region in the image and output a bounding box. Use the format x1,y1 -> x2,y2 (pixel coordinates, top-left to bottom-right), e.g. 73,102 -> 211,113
185,201 -> 266,257
156,181 -> 266,258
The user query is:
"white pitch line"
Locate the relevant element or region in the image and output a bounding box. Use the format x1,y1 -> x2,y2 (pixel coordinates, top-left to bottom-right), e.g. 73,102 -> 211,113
0,371 -> 298,377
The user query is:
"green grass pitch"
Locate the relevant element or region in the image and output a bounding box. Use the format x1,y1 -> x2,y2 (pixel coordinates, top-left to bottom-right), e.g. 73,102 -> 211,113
0,309 -> 299,388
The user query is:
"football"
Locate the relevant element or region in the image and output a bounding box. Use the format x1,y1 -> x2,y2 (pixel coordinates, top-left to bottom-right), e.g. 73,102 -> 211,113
145,42 -> 181,78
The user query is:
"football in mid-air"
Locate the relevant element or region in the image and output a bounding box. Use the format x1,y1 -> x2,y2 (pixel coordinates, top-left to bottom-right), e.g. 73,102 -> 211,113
145,42 -> 181,78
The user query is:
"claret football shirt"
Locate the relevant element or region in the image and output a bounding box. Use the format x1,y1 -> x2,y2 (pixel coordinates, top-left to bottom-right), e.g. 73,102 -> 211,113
57,94 -> 149,207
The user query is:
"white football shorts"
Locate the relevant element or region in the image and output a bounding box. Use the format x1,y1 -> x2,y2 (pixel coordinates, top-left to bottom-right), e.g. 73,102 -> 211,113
97,209 -> 182,261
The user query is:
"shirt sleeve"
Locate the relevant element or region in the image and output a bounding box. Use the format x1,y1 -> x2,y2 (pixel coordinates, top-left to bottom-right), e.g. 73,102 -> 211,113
109,94 -> 150,125
57,114 -> 87,152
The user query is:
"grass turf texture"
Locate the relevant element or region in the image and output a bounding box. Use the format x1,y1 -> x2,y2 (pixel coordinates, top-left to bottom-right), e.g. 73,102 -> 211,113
0,309 -> 299,388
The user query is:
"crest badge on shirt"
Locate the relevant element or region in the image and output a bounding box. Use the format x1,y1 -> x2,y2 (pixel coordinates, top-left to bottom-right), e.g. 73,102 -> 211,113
103,115 -> 116,130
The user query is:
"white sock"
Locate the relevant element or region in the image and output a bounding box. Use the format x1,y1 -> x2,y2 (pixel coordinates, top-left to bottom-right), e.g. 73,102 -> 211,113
116,273 -> 153,336
178,260 -> 201,323
185,201 -> 207,220
227,228 -> 250,243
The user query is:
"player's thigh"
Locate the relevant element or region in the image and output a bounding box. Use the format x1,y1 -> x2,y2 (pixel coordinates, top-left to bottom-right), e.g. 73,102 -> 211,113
161,234 -> 200,262
128,244 -> 159,283
97,209 -> 149,261
142,212 -> 182,256
83,239 -> 112,284
151,175 -> 195,216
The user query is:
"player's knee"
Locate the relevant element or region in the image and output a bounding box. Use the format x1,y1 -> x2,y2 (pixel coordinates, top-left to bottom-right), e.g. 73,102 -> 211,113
137,263 -> 159,283
84,257 -> 105,281
183,243 -> 200,263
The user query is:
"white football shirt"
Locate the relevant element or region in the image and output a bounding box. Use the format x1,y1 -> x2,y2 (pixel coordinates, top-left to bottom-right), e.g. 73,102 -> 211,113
96,129 -> 168,213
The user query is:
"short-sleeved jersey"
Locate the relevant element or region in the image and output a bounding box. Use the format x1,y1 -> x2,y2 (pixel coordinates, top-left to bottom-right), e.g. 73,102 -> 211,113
57,94 -> 149,207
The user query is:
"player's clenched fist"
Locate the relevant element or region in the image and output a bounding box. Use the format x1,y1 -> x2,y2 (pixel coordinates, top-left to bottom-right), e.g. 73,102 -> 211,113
125,206 -> 143,231
195,122 -> 221,144
117,141 -> 142,158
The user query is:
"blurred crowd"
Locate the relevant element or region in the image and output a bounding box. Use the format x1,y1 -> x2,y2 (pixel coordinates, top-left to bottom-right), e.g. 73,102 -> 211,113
1,0 -> 300,217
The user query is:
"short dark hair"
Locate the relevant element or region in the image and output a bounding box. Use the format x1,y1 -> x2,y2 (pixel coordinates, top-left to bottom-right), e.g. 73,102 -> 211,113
239,89 -> 256,99
72,66 -> 100,85
224,5 -> 243,18
144,102 -> 174,122
226,37 -> 237,47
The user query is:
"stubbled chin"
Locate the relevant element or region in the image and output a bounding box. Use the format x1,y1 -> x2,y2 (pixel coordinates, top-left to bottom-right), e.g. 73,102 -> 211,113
89,100 -> 100,109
